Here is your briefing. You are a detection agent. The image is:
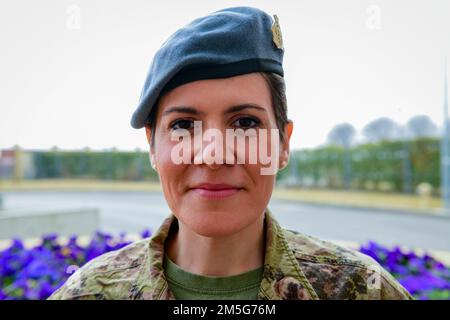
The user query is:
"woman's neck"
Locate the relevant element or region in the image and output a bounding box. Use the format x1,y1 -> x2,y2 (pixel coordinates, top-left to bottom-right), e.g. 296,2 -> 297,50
165,214 -> 265,276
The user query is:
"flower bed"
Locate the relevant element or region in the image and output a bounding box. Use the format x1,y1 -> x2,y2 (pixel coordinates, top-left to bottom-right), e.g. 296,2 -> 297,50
1,232 -> 449,300
0,230 -> 151,300
360,241 -> 450,299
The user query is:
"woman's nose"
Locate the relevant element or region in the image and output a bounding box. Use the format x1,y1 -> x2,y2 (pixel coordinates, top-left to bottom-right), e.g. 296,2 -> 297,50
192,128 -> 235,169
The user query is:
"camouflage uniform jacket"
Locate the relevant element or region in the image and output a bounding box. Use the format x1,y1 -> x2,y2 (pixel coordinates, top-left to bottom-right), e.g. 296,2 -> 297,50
49,209 -> 413,300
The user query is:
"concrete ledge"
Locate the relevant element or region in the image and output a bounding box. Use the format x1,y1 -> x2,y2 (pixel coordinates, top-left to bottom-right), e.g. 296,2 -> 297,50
0,233 -> 145,251
0,208 -> 100,240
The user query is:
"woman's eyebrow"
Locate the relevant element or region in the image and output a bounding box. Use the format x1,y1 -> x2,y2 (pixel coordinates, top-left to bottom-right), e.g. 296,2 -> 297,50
224,103 -> 267,114
162,106 -> 205,116
162,103 -> 266,117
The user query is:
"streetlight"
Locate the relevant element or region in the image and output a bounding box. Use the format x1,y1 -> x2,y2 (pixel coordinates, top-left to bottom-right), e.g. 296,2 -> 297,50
440,58 -> 450,212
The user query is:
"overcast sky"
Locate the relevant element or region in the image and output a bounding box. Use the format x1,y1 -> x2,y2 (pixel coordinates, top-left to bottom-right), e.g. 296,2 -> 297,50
0,0 -> 449,151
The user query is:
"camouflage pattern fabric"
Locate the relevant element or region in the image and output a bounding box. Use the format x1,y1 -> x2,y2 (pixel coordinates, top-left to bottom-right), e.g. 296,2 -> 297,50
49,209 -> 413,300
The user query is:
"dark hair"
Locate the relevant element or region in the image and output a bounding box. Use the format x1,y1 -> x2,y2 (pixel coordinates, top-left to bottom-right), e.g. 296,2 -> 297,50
146,72 -> 289,146
259,72 -> 289,142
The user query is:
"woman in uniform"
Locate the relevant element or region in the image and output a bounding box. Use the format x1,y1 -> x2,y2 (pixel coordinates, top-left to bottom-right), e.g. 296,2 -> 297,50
49,6 -> 412,300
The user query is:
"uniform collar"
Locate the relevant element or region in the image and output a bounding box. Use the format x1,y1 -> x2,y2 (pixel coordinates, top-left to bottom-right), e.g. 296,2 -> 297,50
133,209 -> 319,300
259,208 -> 319,300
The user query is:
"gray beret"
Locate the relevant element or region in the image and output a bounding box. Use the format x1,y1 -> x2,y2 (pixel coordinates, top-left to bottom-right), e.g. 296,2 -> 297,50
131,6 -> 284,129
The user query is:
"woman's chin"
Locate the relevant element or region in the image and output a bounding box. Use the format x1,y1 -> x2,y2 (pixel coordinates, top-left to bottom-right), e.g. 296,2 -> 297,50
178,209 -> 253,238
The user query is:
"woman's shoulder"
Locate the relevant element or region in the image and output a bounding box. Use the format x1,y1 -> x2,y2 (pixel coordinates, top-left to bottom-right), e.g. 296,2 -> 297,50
48,238 -> 150,300
283,228 -> 374,266
282,228 -> 413,299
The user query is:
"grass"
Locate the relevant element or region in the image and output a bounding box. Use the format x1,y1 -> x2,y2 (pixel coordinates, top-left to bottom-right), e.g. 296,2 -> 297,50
0,179 -> 162,192
273,188 -> 443,214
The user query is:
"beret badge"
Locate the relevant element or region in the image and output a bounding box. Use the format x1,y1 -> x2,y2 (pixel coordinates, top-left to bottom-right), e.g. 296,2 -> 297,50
271,14 -> 284,50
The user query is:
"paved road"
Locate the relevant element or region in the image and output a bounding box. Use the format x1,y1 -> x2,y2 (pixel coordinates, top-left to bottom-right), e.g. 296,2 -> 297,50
1,191 -> 449,251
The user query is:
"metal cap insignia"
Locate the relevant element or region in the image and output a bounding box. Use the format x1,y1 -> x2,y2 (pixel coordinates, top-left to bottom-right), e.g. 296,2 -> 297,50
271,14 -> 284,50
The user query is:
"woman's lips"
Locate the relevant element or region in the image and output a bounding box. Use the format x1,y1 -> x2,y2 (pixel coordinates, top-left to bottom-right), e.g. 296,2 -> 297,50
190,183 -> 242,199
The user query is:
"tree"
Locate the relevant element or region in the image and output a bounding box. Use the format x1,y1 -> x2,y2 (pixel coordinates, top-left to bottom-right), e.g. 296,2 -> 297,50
326,123 -> 356,189
406,115 -> 438,139
363,117 -> 401,143
327,123 -> 356,148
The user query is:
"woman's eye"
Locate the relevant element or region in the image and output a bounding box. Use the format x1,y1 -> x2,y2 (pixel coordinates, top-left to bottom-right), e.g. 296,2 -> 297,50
232,117 -> 260,129
171,119 -> 194,130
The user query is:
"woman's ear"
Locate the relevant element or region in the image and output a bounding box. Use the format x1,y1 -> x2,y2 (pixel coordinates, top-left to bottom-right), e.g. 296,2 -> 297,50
150,153 -> 157,171
145,126 -> 158,171
145,125 -> 152,145
279,120 -> 293,170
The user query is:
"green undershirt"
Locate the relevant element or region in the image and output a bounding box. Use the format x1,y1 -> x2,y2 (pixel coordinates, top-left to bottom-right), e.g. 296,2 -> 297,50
164,255 -> 263,300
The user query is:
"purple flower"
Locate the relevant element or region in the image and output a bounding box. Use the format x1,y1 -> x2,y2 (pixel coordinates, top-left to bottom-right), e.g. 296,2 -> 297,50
38,281 -> 55,300
3,234 -> 447,300
140,229 -> 152,239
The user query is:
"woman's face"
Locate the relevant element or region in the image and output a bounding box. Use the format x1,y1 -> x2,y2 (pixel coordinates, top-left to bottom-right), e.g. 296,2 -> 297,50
146,73 -> 292,237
